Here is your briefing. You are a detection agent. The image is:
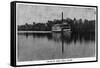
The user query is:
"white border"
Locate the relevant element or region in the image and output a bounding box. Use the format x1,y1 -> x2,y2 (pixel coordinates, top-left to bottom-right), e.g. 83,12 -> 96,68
17,57 -> 96,65
16,2 -> 97,66
16,2 -> 96,9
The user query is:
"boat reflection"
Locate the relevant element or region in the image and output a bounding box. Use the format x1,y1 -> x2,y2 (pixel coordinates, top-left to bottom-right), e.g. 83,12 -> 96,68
18,32 -> 95,61
18,32 -> 95,45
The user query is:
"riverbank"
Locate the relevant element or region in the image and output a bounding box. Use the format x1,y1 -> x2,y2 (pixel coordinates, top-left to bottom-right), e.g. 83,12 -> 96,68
18,31 -> 52,33
18,30 -> 95,34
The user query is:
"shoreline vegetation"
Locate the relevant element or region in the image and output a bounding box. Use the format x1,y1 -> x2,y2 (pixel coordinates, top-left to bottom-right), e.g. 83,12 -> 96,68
18,18 -> 95,33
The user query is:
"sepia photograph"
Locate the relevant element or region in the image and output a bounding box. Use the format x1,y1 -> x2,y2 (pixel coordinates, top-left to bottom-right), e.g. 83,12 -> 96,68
11,1 -> 97,66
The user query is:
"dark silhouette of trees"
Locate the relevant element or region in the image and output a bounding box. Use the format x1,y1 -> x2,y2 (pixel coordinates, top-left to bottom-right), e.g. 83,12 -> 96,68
18,18 -> 95,33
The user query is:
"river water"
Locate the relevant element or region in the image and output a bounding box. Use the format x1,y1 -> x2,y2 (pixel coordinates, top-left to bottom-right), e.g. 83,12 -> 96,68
17,32 -> 95,61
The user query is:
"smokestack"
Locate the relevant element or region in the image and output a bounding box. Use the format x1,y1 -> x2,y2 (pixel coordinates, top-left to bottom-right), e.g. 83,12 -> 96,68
62,12 -> 63,22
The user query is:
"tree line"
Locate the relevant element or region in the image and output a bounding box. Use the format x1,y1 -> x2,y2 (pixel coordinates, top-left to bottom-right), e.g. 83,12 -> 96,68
18,18 -> 95,33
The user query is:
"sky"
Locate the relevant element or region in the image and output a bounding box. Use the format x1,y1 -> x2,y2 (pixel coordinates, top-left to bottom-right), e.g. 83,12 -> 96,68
16,3 -> 96,25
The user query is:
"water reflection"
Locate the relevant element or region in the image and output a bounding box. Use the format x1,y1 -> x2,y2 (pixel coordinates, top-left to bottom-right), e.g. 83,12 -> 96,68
18,32 -> 95,61
18,32 -> 95,44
